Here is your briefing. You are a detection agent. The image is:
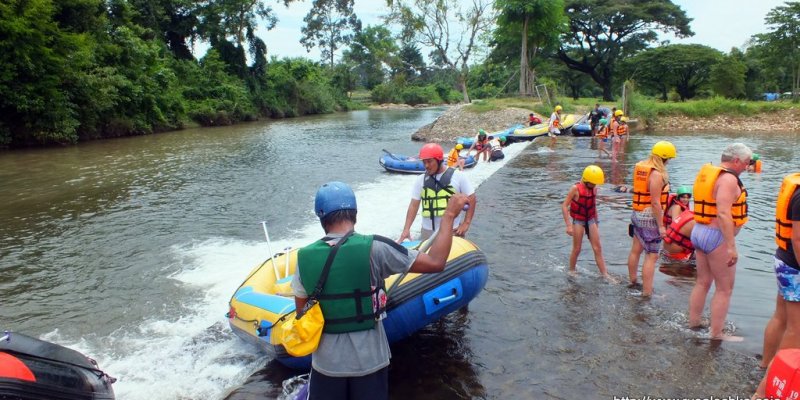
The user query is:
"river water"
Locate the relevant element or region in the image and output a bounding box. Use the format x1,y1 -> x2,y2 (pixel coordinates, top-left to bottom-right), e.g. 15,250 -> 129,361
1,108 -> 798,399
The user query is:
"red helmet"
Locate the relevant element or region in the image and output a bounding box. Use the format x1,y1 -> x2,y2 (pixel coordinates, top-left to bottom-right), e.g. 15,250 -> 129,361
419,143 -> 444,161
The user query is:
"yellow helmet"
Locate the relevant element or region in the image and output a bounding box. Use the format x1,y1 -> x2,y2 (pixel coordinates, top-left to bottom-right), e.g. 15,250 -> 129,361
455,143 -> 463,150
581,165 -> 605,185
554,105 -> 563,112
652,141 -> 677,159
620,116 -> 629,122
614,110 -> 624,117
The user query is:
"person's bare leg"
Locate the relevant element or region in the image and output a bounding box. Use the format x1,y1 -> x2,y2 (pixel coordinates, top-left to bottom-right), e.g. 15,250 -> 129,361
569,223 -> 585,274
688,250 -> 712,328
641,252 -> 659,297
706,243 -> 736,338
627,236 -> 643,286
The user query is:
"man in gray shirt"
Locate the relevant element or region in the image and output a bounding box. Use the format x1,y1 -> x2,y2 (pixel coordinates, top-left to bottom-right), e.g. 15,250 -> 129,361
292,181 -> 467,400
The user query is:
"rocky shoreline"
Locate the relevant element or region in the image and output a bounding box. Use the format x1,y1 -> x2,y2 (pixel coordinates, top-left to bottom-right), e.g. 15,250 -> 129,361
380,103 -> 800,143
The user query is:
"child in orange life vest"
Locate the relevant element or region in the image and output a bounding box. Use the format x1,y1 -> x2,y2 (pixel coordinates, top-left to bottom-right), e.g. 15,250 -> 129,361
596,118 -> 611,158
662,186 -> 695,261
561,165 -> 613,280
446,144 -> 466,171
747,153 -> 762,173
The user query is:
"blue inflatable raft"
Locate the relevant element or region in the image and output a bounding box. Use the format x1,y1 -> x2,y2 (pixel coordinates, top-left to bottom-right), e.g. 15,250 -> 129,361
227,237 -> 489,370
379,150 -> 476,174
456,124 -> 523,147
571,114 -> 592,136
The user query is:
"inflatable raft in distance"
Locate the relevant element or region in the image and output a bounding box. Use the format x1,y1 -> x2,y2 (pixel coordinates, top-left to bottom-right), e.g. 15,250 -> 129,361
379,151 -> 476,174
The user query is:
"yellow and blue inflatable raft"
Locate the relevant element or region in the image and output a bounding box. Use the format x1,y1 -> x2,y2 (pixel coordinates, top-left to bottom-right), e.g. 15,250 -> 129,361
227,237 -> 489,370
507,113 -> 580,142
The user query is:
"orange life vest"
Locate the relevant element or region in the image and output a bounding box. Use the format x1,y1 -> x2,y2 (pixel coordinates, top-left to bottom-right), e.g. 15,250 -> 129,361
753,159 -> 762,173
775,173 -> 800,251
665,209 -> 695,251
632,162 -> 669,211
616,123 -> 628,136
692,164 -> 748,226
569,182 -> 597,221
447,149 -> 459,167
662,194 -> 689,227
596,125 -> 609,139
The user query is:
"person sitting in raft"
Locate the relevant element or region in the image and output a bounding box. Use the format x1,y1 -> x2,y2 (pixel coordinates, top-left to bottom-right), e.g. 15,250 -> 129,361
488,136 -> 505,162
446,143 -> 467,171
560,165 -> 612,280
662,186 -> 695,261
528,113 -> 542,126
747,153 -> 762,173
467,129 -> 490,163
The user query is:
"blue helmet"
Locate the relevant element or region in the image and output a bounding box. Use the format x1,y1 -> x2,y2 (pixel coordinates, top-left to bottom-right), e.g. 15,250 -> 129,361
314,181 -> 357,220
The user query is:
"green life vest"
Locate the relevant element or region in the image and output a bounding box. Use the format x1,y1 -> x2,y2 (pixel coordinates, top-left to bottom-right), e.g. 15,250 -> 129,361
297,233 -> 378,334
421,168 -> 456,229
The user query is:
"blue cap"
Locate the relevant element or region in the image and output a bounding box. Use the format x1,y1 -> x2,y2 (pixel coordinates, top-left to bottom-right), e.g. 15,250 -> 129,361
314,181 -> 357,220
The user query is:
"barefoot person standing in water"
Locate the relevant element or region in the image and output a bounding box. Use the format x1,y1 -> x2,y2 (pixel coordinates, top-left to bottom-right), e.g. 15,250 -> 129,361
626,141 -> 676,296
753,173 -> 800,397
561,165 -> 611,279
687,143 -> 751,340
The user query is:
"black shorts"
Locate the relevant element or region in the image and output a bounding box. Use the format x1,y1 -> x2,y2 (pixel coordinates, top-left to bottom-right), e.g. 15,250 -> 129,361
308,367 -> 388,400
490,150 -> 505,161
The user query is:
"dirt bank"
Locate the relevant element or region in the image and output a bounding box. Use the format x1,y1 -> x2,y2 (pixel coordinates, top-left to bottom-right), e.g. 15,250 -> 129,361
644,108 -> 800,132
410,104 -> 539,142
388,103 -> 800,143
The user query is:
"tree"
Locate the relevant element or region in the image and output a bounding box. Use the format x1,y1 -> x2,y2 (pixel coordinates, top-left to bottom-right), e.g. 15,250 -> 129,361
300,0 -> 362,67
198,0 -> 277,77
624,44 -> 721,100
123,0 -> 199,60
710,50 -> 747,98
754,2 -> 800,100
342,25 -> 398,89
493,0 -> 565,96
559,0 -> 693,101
388,0 -> 495,103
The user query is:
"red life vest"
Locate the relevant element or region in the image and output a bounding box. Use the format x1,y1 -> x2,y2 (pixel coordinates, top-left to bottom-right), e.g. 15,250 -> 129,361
664,209 -> 695,251
569,182 -> 597,221
662,194 -> 688,227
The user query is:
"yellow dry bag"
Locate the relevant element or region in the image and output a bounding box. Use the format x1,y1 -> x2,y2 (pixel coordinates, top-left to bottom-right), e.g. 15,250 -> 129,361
279,231 -> 353,357
279,301 -> 324,357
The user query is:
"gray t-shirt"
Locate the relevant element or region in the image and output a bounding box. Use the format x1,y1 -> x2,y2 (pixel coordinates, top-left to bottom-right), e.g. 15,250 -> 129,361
291,232 -> 419,377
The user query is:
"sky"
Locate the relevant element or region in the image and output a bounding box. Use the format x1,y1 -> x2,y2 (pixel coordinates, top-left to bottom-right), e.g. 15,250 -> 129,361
207,0 -> 788,61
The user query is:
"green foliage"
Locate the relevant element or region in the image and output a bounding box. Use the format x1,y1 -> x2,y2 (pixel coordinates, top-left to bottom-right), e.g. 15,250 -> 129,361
629,94 -> 794,121
624,44 -> 723,101
342,25 -> 397,89
754,2 -> 800,100
559,0 -> 693,101
710,55 -> 747,98
261,58 -> 338,117
301,0 -> 361,67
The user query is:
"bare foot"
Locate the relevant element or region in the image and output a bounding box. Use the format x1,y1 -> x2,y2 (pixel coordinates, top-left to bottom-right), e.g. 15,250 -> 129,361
710,334 -> 744,342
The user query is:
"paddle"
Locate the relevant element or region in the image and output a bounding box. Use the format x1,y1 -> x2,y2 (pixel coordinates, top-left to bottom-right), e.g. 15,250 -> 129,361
382,149 -> 403,161
261,221 -> 281,280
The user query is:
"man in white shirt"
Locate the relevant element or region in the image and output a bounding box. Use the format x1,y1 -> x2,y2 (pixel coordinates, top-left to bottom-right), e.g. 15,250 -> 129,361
398,143 -> 477,242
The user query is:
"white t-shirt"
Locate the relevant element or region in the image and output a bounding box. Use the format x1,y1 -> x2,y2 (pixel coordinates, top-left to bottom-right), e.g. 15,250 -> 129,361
410,168 -> 475,230
549,112 -> 561,131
